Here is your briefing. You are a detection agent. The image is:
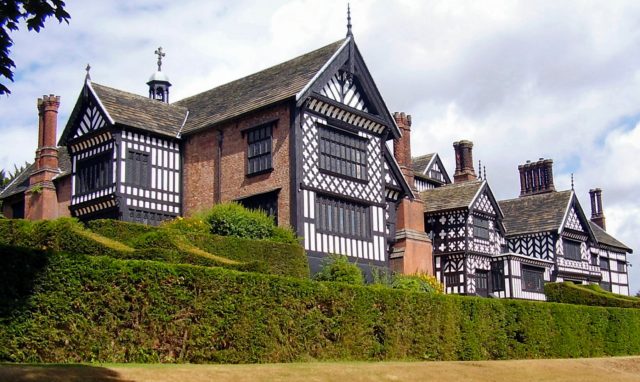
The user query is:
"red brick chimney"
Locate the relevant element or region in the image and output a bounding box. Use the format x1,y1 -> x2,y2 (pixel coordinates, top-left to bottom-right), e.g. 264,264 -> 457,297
453,140 -> 476,183
393,112 -> 415,189
518,158 -> 555,197
589,188 -> 606,230
26,95 -> 61,220
390,112 -> 433,276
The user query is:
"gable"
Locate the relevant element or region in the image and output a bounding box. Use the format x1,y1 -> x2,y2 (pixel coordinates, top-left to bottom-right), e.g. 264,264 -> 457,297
74,96 -> 109,139
559,194 -> 596,242
297,37 -> 400,139
424,154 -> 451,184
60,82 -> 114,145
319,71 -> 368,112
472,190 -> 496,216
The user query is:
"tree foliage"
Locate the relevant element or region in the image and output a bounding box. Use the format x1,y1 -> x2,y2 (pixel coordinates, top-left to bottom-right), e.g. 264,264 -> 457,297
0,0 -> 70,95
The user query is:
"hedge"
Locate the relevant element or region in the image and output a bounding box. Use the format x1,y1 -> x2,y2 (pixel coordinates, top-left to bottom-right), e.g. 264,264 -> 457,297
1,246 -> 639,363
0,219 -> 308,278
545,282 -> 640,309
89,219 -> 309,278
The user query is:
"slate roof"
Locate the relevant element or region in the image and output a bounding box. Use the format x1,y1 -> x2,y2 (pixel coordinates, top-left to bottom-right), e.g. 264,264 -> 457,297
90,83 -> 188,138
175,39 -> 347,134
498,191 -> 573,236
412,153 -> 434,174
0,147 -> 71,199
420,180 -> 484,213
589,221 -> 633,253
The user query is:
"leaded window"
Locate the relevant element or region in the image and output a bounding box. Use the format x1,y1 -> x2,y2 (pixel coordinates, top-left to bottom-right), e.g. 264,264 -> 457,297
318,125 -> 368,181
126,150 -> 150,187
563,239 -> 582,261
475,271 -> 489,297
238,191 -> 279,225
617,261 -> 626,273
600,282 -> 611,292
600,257 -> 609,270
473,216 -> 490,240
76,152 -> 112,194
522,265 -> 544,293
315,194 -> 369,239
246,124 -> 272,175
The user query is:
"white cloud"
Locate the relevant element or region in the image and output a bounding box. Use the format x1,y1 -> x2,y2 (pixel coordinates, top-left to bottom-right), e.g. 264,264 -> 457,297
1,0 -> 639,293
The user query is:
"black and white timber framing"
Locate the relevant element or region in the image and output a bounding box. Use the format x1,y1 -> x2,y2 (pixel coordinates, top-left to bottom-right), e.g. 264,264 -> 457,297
295,37 -> 411,272
61,80 -> 183,224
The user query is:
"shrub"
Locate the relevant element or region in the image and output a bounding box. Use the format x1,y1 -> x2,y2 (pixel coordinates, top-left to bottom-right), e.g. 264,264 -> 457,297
201,203 -> 298,245
160,216 -> 209,234
545,282 -> 640,308
392,273 -> 444,294
314,254 -> 364,284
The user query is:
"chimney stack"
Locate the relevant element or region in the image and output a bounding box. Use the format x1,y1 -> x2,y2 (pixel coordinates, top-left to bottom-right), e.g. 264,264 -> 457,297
453,140 -> 476,183
589,188 -> 606,230
393,112 -> 415,189
35,95 -> 61,170
518,158 -> 555,196
27,94 -> 61,221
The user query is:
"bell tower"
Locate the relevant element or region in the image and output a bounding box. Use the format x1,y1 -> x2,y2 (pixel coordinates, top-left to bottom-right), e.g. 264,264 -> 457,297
147,46 -> 171,103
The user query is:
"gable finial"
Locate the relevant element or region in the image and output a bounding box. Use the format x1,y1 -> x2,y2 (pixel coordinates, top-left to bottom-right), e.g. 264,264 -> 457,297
154,46 -> 166,71
346,3 -> 353,38
85,63 -> 91,82
571,173 -> 574,190
483,165 -> 487,181
478,160 -> 482,180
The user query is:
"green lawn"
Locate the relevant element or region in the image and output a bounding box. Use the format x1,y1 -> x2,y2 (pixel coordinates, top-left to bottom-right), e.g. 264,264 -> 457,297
2,357 -> 640,382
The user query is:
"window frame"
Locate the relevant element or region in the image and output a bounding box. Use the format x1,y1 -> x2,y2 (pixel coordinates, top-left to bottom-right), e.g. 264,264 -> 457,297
491,262 -> 505,292
76,151 -> 113,195
473,215 -> 490,241
521,265 -> 545,293
562,239 -> 582,261
245,123 -> 273,176
315,194 -> 370,240
317,123 -> 369,183
125,149 -> 151,188
600,257 -> 609,270
617,261 -> 626,273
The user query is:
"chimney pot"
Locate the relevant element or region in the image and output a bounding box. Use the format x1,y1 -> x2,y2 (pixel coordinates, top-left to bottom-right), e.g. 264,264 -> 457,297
453,139 -> 476,183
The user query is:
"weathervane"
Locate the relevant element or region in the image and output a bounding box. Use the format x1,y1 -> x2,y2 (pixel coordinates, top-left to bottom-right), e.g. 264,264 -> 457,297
85,63 -> 91,82
154,47 -> 165,71
346,3 -> 353,37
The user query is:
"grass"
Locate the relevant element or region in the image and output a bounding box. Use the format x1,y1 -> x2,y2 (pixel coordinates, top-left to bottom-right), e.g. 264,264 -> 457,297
1,357 -> 639,382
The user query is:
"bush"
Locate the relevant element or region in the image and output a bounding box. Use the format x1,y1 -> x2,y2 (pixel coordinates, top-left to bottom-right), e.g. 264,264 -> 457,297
201,203 -> 298,245
1,247 -> 640,363
314,254 -> 364,284
88,219 -> 309,278
391,273 -> 444,294
545,282 -> 640,308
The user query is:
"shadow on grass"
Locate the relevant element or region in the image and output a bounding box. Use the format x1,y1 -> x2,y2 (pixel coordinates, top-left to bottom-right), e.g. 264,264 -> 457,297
0,364 -> 134,382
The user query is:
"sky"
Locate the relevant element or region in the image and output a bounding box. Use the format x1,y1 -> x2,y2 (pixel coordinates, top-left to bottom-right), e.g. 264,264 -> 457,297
1,0 -> 639,294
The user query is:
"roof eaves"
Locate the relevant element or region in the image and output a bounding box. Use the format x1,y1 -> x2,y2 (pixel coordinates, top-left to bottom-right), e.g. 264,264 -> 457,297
87,81 -> 115,125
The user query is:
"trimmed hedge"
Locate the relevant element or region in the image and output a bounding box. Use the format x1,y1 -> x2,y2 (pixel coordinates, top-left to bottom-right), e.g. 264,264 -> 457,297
0,219 -> 308,278
1,246 -> 639,363
89,219 -> 309,278
545,282 -> 640,309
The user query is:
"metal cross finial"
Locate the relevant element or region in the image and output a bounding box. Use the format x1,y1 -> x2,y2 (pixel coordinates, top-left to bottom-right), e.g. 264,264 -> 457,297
154,47 -> 165,71
85,63 -> 91,81
346,3 -> 353,37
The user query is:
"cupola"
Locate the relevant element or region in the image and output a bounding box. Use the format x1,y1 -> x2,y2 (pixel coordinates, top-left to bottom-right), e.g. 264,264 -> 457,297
147,46 -> 171,103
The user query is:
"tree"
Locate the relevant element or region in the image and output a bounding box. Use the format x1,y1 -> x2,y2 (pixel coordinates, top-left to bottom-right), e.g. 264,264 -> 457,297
636,290 -> 640,298
0,0 -> 70,95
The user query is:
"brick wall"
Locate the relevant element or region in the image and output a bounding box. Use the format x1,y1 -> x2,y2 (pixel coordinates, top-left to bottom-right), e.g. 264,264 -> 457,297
183,102 -> 292,227
55,175 -> 71,217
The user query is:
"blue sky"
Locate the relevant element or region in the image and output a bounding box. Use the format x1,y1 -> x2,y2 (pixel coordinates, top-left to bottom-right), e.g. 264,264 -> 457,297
1,0 -> 639,293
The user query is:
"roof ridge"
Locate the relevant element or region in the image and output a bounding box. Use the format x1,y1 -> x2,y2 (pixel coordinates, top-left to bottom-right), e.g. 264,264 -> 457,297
175,38 -> 346,106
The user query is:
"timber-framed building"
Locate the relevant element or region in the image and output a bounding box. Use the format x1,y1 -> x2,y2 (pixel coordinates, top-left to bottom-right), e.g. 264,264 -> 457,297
0,13 -> 633,297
